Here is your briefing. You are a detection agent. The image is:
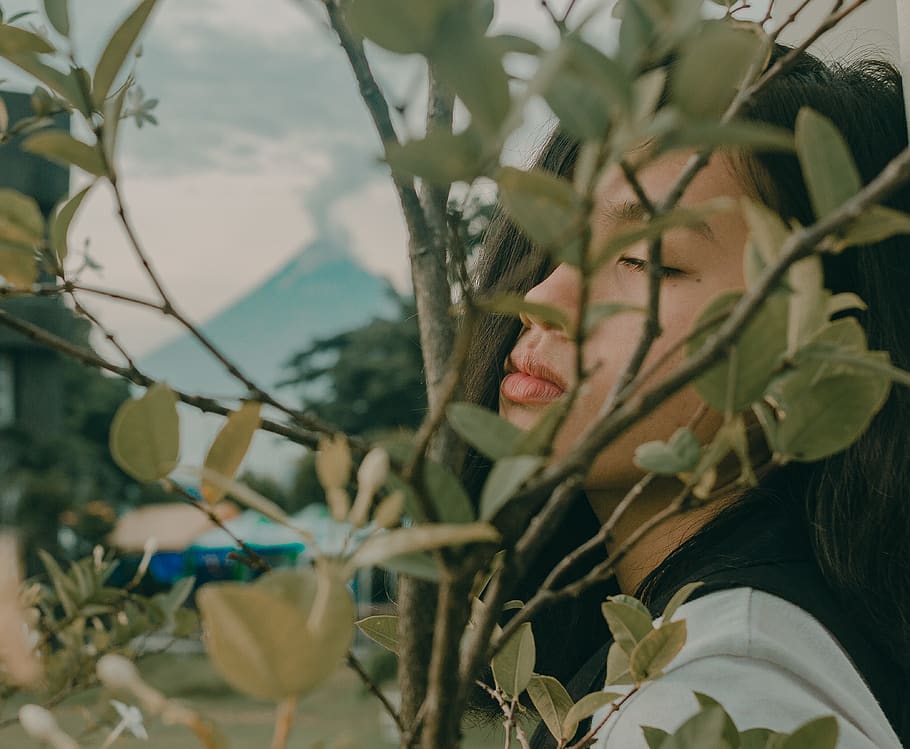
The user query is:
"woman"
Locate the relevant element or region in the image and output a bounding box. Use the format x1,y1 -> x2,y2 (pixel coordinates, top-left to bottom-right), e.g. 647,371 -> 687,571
461,44 -> 909,748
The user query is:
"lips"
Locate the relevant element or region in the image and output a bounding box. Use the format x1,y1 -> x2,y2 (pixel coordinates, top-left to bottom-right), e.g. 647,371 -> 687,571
501,353 -> 567,405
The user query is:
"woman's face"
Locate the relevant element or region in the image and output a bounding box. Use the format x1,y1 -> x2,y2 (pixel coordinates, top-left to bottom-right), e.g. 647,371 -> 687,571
498,151 -> 751,491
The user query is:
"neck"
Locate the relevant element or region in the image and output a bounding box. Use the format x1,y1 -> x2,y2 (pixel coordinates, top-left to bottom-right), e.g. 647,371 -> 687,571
587,478 -> 738,595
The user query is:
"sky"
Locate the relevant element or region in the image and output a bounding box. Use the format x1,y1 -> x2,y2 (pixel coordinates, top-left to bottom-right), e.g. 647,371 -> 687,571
0,0 -> 898,356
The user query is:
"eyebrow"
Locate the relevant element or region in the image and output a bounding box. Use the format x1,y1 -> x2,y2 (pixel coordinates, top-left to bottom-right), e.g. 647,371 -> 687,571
597,199 -> 718,244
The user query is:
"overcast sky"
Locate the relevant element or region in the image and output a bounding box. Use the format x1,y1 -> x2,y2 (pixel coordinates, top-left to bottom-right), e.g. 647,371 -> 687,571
0,0 -> 898,360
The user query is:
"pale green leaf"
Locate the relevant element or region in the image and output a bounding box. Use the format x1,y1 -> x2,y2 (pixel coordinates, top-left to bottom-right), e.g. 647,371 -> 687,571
446,401 -> 526,461
491,621 -> 535,697
832,204 -> 910,252
497,166 -> 584,263
660,704 -> 730,749
379,552 -> 441,581
92,0 -> 158,107
431,11 -> 510,135
634,427 -> 701,476
0,244 -> 37,286
0,188 -> 44,246
421,458 -> 475,523
43,0 -> 69,37
0,24 -> 54,54
672,22 -> 764,119
479,455 -> 544,520
2,52 -> 86,112
385,128 -> 486,186
513,397 -> 571,456
197,566 -> 354,700
660,581 -> 704,623
795,107 -> 862,219
526,675 -> 574,740
693,693 -> 740,749
356,615 -> 398,654
350,523 -> 499,569
781,716 -> 838,749
602,598 -> 654,655
202,401 -> 261,505
786,255 -> 826,354
605,641 -> 633,685
477,292 -> 571,337
346,0 -> 452,54
49,183 -> 93,264
642,726 -> 670,749
562,691 -> 623,740
688,290 -> 789,413
109,382 -> 179,482
102,79 -> 131,165
740,728 -> 778,749
629,619 -> 687,682
661,121 -> 794,154
196,467 -> 296,529
23,130 -> 106,176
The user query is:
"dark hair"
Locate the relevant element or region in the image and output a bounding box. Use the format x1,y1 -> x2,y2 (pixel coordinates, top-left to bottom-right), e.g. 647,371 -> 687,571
461,45 -> 910,735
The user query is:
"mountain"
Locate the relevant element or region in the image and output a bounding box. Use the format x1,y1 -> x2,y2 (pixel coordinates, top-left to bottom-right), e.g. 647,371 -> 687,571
140,232 -> 401,477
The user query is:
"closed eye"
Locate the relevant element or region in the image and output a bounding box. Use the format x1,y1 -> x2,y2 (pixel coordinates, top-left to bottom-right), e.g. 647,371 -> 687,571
617,256 -> 684,279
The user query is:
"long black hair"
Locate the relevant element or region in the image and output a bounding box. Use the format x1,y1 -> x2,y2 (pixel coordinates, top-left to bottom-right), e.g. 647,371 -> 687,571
460,44 -> 910,735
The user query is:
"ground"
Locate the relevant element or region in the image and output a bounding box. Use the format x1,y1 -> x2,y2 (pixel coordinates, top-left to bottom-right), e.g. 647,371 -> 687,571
3,652 -> 514,748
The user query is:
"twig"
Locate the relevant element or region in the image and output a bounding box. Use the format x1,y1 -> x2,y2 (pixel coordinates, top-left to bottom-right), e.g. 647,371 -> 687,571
566,689 -> 639,749
0,307 -> 326,449
346,652 -> 405,734
68,291 -> 140,373
163,480 -> 272,573
269,695 -> 297,749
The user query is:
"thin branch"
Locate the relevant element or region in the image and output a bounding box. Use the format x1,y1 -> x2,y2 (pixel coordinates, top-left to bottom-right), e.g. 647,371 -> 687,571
346,652 -> 405,734
163,480 -> 271,573
0,307 -> 326,448
68,291 -> 141,373
566,689 -> 639,749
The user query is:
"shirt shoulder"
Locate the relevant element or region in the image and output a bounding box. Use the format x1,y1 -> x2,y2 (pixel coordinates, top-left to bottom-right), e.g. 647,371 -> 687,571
592,588 -> 902,749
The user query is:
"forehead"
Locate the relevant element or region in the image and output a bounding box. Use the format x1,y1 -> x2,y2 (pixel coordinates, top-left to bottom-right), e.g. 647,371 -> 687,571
594,151 -> 746,212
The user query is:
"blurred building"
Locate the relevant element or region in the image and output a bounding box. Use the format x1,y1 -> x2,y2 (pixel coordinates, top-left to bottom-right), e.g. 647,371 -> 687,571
0,90 -> 75,438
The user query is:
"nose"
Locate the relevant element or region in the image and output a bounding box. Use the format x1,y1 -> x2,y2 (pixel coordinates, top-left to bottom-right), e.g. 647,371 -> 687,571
520,262 -> 578,334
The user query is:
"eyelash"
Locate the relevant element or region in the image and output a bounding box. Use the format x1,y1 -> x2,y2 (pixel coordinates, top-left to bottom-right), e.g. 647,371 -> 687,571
617,256 -> 684,279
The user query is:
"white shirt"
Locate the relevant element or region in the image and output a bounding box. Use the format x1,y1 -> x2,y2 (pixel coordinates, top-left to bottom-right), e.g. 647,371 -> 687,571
592,588 -> 903,748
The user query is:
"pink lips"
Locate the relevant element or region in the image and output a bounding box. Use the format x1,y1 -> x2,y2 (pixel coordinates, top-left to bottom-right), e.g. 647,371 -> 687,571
500,371 -> 565,405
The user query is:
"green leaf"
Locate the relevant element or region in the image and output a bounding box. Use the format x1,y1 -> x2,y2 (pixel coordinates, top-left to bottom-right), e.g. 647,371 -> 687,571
634,427 -> 701,475
543,36 -> 633,140
497,166 -> 584,263
832,205 -> 910,252
672,22 -> 764,119
630,619 -> 687,682
479,454 -> 544,520
491,621 -> 535,697
660,704 -> 730,749
489,33 -> 541,57
781,716 -> 838,749
0,24 -> 54,54
385,460 -> 474,525
526,675 -> 574,740
740,728 -> 778,749
23,130 -> 106,176
477,292 -> 571,337
345,0 -> 452,54
350,523 -> 499,569
0,243 -> 37,286
660,581 -> 704,623
38,548 -> 78,617
431,10 -> 510,135
92,0 -> 158,107
661,121 -> 794,154
0,188 -> 45,247
109,382 -> 180,482
379,552 -> 441,581
605,641 -> 633,685
202,401 -> 261,505
49,183 -> 93,264
385,128 -> 487,186
102,80 -> 132,165
786,255 -> 827,355
3,52 -> 87,112
356,614 -> 399,654
562,691 -> 623,740
693,693 -> 740,749
43,0 -> 70,37
617,0 -> 655,73
740,198 -> 791,288
771,361 -> 891,462
198,566 -> 354,700
795,107 -> 862,219
687,290 -> 789,413
512,397 -> 571,456
602,598 -> 654,655
642,726 -> 671,749
447,401 -> 527,461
